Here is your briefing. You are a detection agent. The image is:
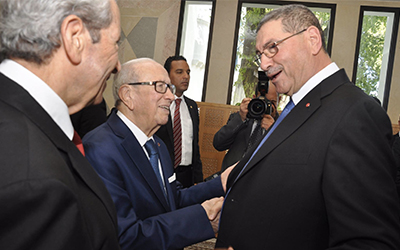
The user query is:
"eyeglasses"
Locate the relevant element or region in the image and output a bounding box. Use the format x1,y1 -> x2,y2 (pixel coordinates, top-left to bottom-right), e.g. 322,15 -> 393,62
254,28 -> 307,67
128,81 -> 176,95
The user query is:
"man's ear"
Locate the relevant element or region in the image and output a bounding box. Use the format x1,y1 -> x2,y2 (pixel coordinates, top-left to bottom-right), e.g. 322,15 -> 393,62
307,26 -> 323,55
119,85 -> 135,110
60,15 -> 86,65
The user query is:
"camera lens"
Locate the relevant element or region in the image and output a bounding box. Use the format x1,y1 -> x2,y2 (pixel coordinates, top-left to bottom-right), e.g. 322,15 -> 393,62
252,102 -> 264,114
248,99 -> 266,117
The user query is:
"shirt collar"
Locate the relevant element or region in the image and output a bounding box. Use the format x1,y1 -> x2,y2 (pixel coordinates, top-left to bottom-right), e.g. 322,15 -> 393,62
292,62 -> 339,105
116,110 -> 153,146
0,59 -> 74,139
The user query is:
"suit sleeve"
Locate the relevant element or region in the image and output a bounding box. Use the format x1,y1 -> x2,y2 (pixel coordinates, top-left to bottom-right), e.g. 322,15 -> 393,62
213,112 -> 247,151
84,140 -> 215,250
323,99 -> 400,249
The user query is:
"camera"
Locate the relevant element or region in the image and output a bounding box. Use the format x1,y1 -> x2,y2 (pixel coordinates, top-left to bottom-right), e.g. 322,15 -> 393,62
247,71 -> 273,120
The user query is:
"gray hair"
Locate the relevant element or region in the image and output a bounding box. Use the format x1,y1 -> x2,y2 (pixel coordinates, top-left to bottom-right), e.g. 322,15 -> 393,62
257,4 -> 327,53
113,58 -> 157,107
0,0 -> 113,64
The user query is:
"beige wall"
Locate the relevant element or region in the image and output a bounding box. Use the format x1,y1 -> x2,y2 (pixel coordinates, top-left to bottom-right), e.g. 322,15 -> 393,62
111,0 -> 400,124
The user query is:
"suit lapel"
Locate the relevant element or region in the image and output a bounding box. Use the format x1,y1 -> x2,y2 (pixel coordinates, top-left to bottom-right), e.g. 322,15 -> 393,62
0,74 -> 119,227
108,112 -> 170,210
166,115 -> 174,145
184,96 -> 196,123
235,69 -> 350,181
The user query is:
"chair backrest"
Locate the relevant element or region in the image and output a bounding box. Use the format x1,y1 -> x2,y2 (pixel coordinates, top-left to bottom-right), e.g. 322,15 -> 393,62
197,102 -> 239,179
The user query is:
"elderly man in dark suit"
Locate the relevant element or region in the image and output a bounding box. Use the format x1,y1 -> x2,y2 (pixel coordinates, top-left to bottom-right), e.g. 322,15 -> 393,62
83,58 -> 233,250
0,0 -> 122,249
156,56 -> 203,187
216,4 -> 400,250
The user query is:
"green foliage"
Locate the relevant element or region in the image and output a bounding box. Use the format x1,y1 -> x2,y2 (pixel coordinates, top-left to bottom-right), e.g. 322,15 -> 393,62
234,7 -> 267,98
355,15 -> 387,96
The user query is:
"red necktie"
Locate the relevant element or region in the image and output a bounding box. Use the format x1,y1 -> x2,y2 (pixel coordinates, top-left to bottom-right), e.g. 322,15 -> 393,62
72,130 -> 85,156
173,99 -> 182,168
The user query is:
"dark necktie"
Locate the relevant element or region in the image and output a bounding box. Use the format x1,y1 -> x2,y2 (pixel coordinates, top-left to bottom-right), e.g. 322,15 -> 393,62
144,139 -> 165,195
246,120 -> 264,152
72,130 -> 85,156
173,98 -> 182,168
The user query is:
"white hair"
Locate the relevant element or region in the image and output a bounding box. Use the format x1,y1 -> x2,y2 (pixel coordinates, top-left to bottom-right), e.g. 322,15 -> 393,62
0,0 -> 113,64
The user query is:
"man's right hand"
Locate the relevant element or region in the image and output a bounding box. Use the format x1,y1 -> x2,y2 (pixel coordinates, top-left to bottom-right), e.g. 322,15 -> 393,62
201,197 -> 224,221
239,98 -> 252,121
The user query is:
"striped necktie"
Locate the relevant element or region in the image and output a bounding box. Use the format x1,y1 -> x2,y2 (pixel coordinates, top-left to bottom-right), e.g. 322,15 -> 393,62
173,98 -> 182,168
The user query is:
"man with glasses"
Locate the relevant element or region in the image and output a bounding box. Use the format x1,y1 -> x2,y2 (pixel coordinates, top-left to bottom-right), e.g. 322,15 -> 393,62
216,4 -> 400,250
83,58 -> 233,250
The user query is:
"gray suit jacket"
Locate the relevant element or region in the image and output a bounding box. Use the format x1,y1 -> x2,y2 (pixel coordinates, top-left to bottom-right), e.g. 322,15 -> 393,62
213,112 -> 255,171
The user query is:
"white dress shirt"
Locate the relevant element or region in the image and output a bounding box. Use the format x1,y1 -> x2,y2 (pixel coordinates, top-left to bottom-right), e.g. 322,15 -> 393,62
292,62 -> 340,105
0,59 -> 74,140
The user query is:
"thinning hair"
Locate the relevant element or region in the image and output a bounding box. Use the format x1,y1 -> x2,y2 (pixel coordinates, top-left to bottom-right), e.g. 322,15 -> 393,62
163,55 -> 187,74
257,4 -> 327,53
0,0 -> 113,64
113,58 -> 157,107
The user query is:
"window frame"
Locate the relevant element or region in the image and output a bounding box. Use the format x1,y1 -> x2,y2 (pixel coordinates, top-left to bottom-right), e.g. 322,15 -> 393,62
175,0 -> 216,102
352,6 -> 400,110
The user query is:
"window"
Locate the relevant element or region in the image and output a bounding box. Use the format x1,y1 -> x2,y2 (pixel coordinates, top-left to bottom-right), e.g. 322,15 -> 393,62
352,6 -> 399,110
176,0 -> 215,102
228,1 -> 336,109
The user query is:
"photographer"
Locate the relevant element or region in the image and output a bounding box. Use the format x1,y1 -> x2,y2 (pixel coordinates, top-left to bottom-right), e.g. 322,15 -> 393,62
213,78 -> 279,171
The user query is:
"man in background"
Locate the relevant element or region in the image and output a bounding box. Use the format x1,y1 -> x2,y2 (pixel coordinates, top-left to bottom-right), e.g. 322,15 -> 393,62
71,97 -> 108,138
0,0 -> 122,249
156,55 -> 203,187
216,4 -> 400,249
83,58 -> 233,250
213,81 -> 279,171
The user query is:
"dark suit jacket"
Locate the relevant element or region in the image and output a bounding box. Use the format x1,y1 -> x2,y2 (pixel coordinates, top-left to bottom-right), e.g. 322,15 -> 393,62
83,110 -> 225,250
156,96 -> 203,183
216,69 -> 400,250
0,73 -> 120,250
391,133 -> 400,196
213,111 -> 279,171
213,113 -> 255,171
71,98 -> 107,139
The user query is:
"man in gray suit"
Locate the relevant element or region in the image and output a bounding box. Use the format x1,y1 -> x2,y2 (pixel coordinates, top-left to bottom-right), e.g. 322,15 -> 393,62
0,0 -> 121,249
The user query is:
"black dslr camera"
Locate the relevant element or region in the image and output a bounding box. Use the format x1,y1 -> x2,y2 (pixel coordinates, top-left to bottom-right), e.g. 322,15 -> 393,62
247,71 -> 272,120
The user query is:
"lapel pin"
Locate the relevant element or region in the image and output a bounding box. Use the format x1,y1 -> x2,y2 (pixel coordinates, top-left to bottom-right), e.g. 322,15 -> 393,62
190,105 -> 193,109
157,142 -> 160,147
306,103 -> 310,108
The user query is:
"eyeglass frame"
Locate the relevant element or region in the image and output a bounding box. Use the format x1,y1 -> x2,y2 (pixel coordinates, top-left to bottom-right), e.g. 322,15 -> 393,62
127,81 -> 176,95
254,28 -> 307,66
